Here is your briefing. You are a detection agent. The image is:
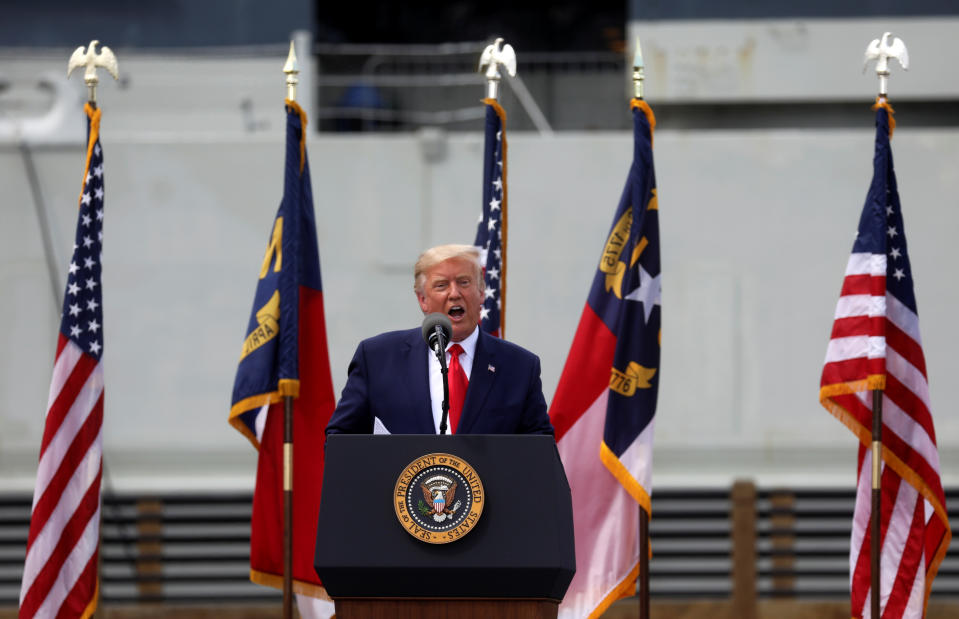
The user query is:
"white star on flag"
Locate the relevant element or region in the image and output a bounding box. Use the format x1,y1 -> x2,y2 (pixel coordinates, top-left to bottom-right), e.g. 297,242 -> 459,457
625,264 -> 662,324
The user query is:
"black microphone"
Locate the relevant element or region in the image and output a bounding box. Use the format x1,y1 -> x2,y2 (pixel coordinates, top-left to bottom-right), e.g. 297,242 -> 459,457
421,313 -> 453,434
421,312 -> 452,354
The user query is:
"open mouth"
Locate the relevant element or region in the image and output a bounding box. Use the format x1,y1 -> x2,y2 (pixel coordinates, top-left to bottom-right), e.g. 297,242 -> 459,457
448,305 -> 465,319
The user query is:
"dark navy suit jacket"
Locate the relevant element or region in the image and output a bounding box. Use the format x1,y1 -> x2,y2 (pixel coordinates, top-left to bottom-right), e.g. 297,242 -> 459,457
326,328 -> 553,435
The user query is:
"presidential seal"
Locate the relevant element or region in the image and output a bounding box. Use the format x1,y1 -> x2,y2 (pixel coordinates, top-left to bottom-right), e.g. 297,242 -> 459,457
393,453 -> 484,544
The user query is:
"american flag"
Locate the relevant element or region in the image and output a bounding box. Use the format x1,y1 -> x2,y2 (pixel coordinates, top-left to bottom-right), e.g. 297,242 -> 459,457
473,99 -> 507,337
20,103 -> 105,618
820,102 -> 950,618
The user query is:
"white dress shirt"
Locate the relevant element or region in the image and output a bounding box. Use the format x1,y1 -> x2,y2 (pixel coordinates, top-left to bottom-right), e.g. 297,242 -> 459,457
427,326 -> 478,433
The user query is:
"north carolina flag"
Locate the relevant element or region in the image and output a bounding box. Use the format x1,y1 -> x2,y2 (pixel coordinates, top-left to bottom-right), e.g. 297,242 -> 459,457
551,99 -> 661,619
819,101 -> 950,618
229,101 -> 336,601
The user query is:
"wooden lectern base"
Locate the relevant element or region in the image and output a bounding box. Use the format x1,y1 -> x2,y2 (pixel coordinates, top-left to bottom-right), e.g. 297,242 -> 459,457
333,597 -> 559,619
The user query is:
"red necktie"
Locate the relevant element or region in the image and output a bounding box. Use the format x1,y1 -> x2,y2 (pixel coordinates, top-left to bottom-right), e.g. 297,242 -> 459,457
447,344 -> 468,434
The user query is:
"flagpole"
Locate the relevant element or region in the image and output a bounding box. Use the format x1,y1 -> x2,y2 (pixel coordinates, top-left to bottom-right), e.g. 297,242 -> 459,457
281,40 -> 298,619
631,36 -> 650,619
67,41 -> 117,619
870,389 -> 882,619
479,38 -> 516,337
862,32 -> 907,619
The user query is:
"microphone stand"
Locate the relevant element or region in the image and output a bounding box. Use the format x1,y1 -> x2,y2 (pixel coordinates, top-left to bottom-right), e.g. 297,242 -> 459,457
432,326 -> 451,434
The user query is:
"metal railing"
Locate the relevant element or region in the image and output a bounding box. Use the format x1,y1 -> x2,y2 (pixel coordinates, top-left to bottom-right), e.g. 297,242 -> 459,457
2,485 -> 957,607
0,494 -> 277,605
314,42 -> 626,132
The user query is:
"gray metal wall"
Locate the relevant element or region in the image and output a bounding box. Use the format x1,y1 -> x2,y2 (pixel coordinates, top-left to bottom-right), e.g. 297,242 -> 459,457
2,18 -> 957,494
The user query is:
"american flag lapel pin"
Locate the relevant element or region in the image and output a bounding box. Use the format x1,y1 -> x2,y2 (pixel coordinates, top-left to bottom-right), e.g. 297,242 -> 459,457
488,364 -> 496,373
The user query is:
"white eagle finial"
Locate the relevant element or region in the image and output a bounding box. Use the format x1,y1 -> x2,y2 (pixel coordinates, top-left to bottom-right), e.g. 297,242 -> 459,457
479,37 -> 516,100
864,33 -> 908,97
479,37 -> 517,80
864,32 -> 909,73
68,40 -> 119,103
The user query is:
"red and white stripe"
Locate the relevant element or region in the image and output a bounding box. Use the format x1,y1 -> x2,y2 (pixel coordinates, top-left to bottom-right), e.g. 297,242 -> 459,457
822,252 -> 888,382
19,336 -> 103,619
821,252 -> 949,618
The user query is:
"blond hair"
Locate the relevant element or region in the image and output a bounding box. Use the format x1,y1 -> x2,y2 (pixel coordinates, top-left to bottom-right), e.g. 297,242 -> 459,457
413,244 -> 484,294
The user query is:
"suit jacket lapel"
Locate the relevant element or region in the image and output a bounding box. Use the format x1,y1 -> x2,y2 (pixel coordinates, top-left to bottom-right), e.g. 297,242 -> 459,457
458,330 -> 496,434
402,329 -> 435,433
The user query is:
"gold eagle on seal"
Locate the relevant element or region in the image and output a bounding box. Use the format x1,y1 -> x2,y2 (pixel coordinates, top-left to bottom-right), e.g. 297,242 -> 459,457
421,481 -> 457,515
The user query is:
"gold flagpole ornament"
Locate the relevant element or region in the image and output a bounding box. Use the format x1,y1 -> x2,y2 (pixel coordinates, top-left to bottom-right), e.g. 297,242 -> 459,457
632,36 -> 645,100
864,32 -> 908,100
479,37 -> 516,101
67,40 -> 119,107
283,40 -> 299,102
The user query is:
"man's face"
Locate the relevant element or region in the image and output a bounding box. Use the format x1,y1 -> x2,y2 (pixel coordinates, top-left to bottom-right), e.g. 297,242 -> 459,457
417,257 -> 483,342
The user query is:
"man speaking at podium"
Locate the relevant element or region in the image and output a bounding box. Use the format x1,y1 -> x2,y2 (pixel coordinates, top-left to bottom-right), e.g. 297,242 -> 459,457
326,244 -> 553,436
